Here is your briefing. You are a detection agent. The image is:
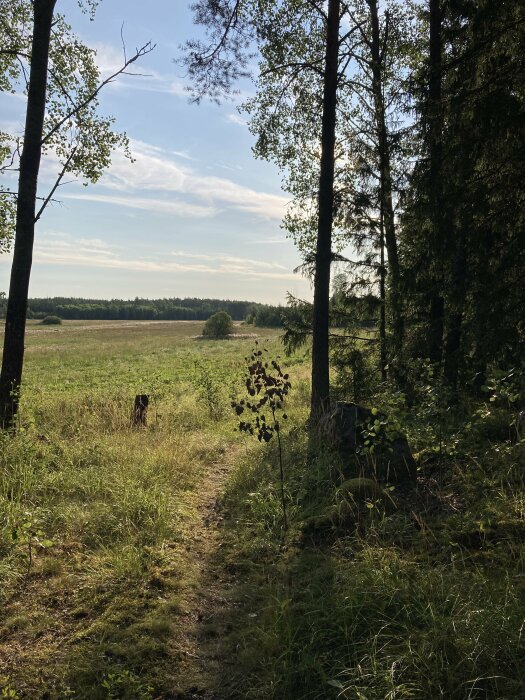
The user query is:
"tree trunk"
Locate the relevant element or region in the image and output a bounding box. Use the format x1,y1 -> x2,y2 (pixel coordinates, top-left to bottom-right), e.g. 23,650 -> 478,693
132,394 -> 149,427
0,0 -> 56,429
427,0 -> 445,365
379,201 -> 387,382
368,0 -> 403,376
444,222 -> 467,392
310,0 -> 340,424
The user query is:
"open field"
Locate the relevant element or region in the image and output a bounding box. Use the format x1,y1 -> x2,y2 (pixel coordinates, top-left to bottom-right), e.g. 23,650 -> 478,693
0,320 -> 524,699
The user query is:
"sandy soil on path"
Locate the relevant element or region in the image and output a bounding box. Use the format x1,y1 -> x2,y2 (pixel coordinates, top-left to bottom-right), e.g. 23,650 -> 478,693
172,453 -> 239,700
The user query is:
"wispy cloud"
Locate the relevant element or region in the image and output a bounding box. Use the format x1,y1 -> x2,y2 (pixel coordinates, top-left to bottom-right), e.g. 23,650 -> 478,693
62,192 -> 216,218
226,113 -> 247,127
30,231 -> 298,280
170,250 -> 288,271
249,235 -> 289,245
73,138 -> 289,220
92,42 -> 188,97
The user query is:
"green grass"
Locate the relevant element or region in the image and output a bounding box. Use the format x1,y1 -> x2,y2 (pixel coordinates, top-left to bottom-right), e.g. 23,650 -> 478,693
0,320 -> 289,698
0,320 -> 524,699
213,398 -> 525,699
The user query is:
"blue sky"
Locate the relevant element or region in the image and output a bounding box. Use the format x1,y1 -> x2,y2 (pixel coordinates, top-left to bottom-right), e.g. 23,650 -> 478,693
0,0 -> 312,304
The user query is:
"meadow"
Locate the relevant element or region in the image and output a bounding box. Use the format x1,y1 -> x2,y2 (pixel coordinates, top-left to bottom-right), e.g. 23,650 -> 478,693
0,321 -> 524,699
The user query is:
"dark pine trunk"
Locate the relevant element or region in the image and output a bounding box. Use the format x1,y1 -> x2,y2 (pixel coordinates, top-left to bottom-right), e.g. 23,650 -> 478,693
310,0 -> 340,424
0,0 -> 56,429
427,0 -> 445,365
369,0 -> 403,377
379,202 -> 387,382
444,221 -> 467,392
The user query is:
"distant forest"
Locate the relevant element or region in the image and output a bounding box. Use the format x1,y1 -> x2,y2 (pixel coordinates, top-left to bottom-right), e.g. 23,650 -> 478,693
0,296 -> 285,325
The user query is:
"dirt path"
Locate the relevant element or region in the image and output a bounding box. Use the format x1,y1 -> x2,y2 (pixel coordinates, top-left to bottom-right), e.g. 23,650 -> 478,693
173,456 -> 237,699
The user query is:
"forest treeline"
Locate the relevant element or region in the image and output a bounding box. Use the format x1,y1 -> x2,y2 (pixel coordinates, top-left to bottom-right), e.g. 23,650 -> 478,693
0,296 -> 286,325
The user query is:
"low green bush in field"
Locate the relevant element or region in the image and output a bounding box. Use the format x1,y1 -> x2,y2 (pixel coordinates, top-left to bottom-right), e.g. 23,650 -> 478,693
40,315 -> 62,325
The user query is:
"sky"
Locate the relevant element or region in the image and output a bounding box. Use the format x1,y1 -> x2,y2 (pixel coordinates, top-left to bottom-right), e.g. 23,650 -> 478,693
0,0 -> 313,304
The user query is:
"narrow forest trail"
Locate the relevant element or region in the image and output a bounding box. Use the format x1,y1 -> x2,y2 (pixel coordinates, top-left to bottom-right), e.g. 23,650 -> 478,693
173,451 -> 239,699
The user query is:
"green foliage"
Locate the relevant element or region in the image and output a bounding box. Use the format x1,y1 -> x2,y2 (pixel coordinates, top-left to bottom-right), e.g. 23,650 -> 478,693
399,0 -> 525,378
248,304 -> 284,328
218,400 -> 525,699
192,359 -> 225,419
11,511 -> 54,577
480,369 -> 523,411
40,315 -> 62,325
101,669 -> 153,700
332,343 -> 378,404
232,342 -> 292,529
202,310 -> 234,338
19,296 -> 260,321
359,408 -> 403,456
0,0 -> 152,256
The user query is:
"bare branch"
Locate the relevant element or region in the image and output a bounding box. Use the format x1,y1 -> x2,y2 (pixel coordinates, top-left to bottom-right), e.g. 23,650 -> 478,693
0,49 -> 30,58
41,41 -> 155,146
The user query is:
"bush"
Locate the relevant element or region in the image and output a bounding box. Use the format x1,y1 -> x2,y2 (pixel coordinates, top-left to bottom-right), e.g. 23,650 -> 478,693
40,315 -> 62,325
202,311 -> 233,338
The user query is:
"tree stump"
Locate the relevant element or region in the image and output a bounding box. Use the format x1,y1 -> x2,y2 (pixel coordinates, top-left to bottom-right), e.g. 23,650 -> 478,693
132,394 -> 149,427
322,401 -> 417,484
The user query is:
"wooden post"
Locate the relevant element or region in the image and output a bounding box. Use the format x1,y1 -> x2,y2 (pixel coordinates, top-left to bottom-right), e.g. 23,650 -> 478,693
132,394 -> 149,426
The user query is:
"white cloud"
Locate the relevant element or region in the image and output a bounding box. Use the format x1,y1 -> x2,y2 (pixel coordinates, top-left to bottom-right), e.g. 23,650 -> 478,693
226,113 -> 247,127
30,231 -> 298,280
83,138 -> 289,220
62,192 -> 216,218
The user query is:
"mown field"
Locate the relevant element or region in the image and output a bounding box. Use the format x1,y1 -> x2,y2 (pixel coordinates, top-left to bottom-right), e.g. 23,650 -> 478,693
0,320 -> 524,699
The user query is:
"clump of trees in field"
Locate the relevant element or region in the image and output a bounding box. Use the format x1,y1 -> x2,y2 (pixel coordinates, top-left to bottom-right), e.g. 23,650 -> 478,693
40,315 -> 61,325
202,311 -> 234,338
245,305 -> 284,328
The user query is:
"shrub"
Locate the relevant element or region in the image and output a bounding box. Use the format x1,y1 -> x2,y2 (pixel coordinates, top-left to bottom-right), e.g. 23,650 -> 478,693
202,311 -> 233,338
40,315 -> 62,325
